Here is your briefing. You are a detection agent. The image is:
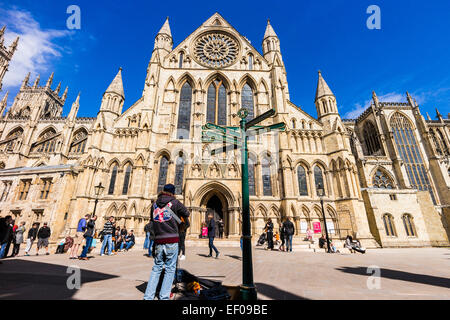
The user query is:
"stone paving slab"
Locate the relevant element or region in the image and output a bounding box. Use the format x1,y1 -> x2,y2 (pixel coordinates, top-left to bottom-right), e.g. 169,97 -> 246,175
0,246 -> 449,300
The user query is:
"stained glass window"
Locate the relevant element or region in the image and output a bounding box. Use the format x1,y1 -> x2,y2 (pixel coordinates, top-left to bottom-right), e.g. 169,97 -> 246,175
241,84 -> 254,120
122,165 -> 132,195
262,156 -> 272,196
157,156 -> 169,193
108,165 -> 118,195
402,214 -> 416,237
391,113 -> 436,204
206,79 -> 227,125
363,121 -> 383,155
176,82 -> 192,139
314,166 -> 325,196
373,169 -> 394,189
297,166 -> 308,196
174,157 -> 185,195
383,214 -> 396,237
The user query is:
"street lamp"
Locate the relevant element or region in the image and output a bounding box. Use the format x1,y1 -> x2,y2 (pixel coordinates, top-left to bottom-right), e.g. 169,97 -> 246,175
92,182 -> 104,218
317,183 -> 331,253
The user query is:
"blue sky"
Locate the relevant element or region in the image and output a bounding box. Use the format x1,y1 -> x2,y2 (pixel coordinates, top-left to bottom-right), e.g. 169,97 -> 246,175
1,0 -> 449,119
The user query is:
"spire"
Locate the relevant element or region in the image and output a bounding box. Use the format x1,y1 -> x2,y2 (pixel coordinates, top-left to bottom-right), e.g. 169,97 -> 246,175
315,70 -> 334,102
436,108 -> 443,120
33,74 -> 40,88
105,67 -> 125,98
264,19 -> 278,39
0,91 -> 8,117
68,92 -> 80,121
157,17 -> 172,37
45,72 -> 54,88
426,112 -> 431,121
62,86 -> 68,102
55,82 -> 61,94
9,36 -> 19,53
0,26 -> 5,38
21,72 -> 31,89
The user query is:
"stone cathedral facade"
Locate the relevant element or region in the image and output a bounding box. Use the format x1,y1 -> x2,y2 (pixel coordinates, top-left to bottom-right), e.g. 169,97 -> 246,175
0,14 -> 449,248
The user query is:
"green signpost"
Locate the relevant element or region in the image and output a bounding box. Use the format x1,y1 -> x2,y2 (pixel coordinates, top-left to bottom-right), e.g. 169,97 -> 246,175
202,108 -> 286,301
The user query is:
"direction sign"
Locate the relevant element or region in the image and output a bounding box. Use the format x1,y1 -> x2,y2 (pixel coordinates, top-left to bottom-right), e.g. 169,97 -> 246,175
246,122 -> 286,137
202,131 -> 242,146
245,108 -> 276,130
203,123 -> 241,139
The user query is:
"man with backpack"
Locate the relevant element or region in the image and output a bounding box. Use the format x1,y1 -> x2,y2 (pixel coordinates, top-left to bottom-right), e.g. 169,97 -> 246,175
143,184 -> 190,300
79,215 -> 97,260
282,217 -> 295,253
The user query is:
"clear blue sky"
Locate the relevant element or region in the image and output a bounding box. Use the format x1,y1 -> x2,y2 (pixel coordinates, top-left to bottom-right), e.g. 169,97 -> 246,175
1,0 -> 449,119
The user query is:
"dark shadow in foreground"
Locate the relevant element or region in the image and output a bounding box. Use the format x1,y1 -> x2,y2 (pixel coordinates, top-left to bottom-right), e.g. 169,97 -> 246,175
225,254 -> 242,261
255,282 -> 309,300
0,259 -> 118,300
336,266 -> 450,289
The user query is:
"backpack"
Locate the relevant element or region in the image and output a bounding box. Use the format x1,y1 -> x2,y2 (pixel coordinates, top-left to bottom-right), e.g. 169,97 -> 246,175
152,201 -> 181,224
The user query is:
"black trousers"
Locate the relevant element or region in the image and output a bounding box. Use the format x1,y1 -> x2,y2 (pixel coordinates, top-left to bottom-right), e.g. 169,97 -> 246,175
12,243 -> 20,256
267,232 -> 274,249
179,232 -> 186,255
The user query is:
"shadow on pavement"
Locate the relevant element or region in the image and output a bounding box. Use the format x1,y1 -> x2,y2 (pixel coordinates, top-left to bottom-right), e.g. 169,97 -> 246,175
255,282 -> 309,300
336,266 -> 450,289
0,259 -> 118,300
225,254 -> 242,261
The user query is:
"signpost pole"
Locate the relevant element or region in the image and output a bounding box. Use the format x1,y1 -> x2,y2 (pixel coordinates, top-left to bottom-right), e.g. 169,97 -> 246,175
239,115 -> 257,301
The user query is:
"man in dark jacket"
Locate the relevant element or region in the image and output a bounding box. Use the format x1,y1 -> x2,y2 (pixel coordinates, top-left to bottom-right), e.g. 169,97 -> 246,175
36,222 -> 51,255
144,184 -> 190,300
0,215 -> 13,259
79,215 -> 97,260
282,217 -> 295,252
207,214 -> 220,258
24,223 -> 38,256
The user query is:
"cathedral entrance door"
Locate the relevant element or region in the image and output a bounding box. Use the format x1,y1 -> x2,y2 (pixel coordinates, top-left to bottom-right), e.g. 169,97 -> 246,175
202,192 -> 228,238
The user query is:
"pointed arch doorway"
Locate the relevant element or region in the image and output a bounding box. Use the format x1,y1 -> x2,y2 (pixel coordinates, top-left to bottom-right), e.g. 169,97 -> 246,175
201,191 -> 229,238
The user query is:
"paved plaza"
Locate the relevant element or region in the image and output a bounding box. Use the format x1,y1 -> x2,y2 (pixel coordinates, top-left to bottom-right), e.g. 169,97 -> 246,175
0,244 -> 449,300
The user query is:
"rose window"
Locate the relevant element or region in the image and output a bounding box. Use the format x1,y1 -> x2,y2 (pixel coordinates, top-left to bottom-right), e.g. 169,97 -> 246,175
193,32 -> 239,68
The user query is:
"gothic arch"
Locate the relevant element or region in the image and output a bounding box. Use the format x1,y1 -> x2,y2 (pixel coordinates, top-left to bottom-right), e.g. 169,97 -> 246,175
203,71 -> 232,91
388,111 -> 416,130
107,203 -> 118,216
177,72 -> 196,90
154,149 -> 171,162
193,181 -> 236,207
121,158 -> 134,170
107,158 -> 120,169
294,159 -> 311,171
370,166 -> 397,189
238,74 -> 258,91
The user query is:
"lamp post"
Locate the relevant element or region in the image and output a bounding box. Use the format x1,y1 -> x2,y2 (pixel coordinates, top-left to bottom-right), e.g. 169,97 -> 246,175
317,183 -> 331,253
92,182 -> 104,218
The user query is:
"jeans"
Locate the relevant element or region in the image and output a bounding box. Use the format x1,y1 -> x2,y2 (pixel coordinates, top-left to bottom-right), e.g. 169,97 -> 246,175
208,237 -> 219,255
0,242 -> 7,259
144,243 -> 178,300
286,235 -> 293,252
121,241 -> 134,250
148,239 -> 154,256
100,234 -> 112,255
143,232 -> 150,249
80,236 -> 93,258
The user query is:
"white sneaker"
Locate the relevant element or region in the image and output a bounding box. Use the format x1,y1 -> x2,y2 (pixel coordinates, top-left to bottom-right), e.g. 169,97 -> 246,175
179,255 -> 186,261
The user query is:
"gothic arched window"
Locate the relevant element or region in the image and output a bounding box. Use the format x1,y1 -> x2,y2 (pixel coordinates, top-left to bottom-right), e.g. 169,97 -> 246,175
402,214 -> 416,237
363,121 -> 382,155
248,54 -> 253,70
3,127 -> 23,153
174,156 -> 185,195
314,166 -> 325,196
207,79 -> 227,125
391,113 -> 436,204
297,166 -> 308,196
241,83 -> 254,120
262,156 -> 272,196
108,165 -> 118,195
157,156 -> 169,193
179,52 -> 184,69
383,214 -> 396,237
122,165 -> 132,195
373,169 -> 394,189
432,129 -> 448,156
69,129 -> 88,154
31,128 -> 58,154
176,82 -> 192,139
248,155 -> 256,196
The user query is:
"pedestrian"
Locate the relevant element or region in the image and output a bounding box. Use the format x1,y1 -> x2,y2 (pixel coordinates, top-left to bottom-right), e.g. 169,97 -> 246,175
70,214 -> 90,259
144,222 -> 151,250
144,221 -> 154,257
79,215 -> 97,260
279,221 -> 286,252
100,216 -> 115,256
24,223 -> 38,256
282,217 -> 295,253
112,226 -> 120,253
36,222 -> 51,255
0,215 -> 13,259
306,228 -> 313,242
218,219 -> 224,239
12,222 -> 26,257
178,216 -> 189,261
143,184 -> 190,300
121,230 -> 135,251
207,214 -> 220,258
265,218 -> 274,250
201,222 -> 208,238
319,234 -> 326,249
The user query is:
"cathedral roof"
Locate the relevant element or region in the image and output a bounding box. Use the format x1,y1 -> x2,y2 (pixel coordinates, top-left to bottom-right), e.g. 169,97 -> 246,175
264,20 -> 278,39
315,71 -> 334,101
158,17 -> 172,37
105,68 -> 125,98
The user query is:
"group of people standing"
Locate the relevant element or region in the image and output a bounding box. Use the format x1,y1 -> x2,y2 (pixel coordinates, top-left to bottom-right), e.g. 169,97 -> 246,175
0,215 -> 52,261
263,217 -> 296,252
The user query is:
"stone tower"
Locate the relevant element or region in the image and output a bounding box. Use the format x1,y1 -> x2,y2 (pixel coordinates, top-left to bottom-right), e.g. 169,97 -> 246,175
0,26 -> 19,91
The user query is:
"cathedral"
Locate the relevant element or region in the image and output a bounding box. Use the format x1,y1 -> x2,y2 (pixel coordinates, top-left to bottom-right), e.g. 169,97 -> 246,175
0,14 -> 449,248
